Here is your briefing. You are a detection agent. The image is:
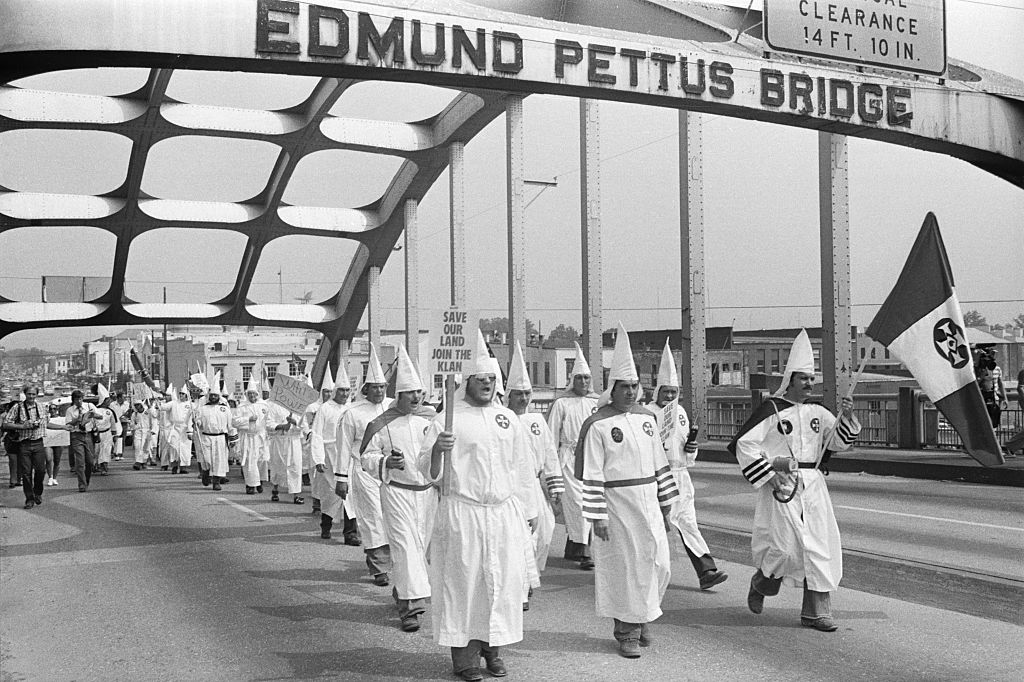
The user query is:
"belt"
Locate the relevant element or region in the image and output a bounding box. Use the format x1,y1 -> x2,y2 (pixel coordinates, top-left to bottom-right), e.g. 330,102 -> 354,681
604,475 -> 656,488
202,432 -> 226,436
21,437 -> 43,443
797,462 -> 818,469
96,429 -> 110,434
388,480 -> 432,492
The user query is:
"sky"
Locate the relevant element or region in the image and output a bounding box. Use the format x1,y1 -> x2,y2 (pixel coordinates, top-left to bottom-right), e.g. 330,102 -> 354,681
1,0 -> 1022,352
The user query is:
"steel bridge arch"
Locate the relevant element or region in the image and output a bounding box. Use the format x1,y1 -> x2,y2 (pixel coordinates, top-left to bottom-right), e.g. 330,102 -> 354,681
1,0 -> 1022,385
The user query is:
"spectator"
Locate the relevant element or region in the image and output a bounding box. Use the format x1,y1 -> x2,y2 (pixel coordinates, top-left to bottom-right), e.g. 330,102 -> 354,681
1003,368 -> 1024,458
44,401 -> 70,485
2,385 -> 50,509
975,348 -> 1007,428
1,388 -> 20,488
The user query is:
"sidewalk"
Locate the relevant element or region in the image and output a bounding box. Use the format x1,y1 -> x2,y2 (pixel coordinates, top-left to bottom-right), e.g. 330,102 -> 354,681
699,442 -> 1024,487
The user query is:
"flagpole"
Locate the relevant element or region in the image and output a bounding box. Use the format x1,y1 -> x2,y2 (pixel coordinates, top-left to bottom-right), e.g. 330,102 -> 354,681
815,354 -> 868,467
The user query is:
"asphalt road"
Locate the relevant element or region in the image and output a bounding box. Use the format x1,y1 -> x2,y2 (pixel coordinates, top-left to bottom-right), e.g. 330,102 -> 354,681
1,458 -> 1022,682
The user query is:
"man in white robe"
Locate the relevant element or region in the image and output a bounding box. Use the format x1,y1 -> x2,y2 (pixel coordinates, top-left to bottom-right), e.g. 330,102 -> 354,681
504,341 -> 563,594
266,386 -> 305,504
195,387 -> 235,491
420,330 -> 538,682
233,379 -> 269,495
576,323 -> 678,659
649,340 -> 728,590
337,344 -> 393,585
547,342 -> 599,569
156,387 -> 174,470
310,363 -> 352,539
728,329 -> 861,632
361,344 -> 438,633
159,386 -> 192,475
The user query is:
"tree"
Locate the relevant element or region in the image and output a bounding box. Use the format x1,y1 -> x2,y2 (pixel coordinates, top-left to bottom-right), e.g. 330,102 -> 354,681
546,323 -> 580,342
479,317 -> 537,337
1013,313 -> 1024,329
962,309 -> 987,327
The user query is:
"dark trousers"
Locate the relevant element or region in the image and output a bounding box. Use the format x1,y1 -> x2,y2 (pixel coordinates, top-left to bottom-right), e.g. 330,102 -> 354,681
18,439 -> 46,501
343,510 -> 359,541
680,533 -> 718,577
365,544 -> 392,577
451,640 -> 500,673
70,433 -> 95,488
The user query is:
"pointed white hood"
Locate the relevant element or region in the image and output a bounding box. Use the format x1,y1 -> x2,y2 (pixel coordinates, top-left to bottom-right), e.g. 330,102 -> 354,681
598,322 -> 638,407
774,328 -> 815,397
395,344 -> 425,393
364,343 -> 387,386
505,340 -> 531,392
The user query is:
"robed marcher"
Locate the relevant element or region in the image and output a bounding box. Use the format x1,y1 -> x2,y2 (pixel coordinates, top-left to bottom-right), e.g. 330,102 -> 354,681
575,322 -> 678,659
421,330 -> 539,682
547,341 -> 600,570
728,329 -> 861,632
360,344 -> 438,633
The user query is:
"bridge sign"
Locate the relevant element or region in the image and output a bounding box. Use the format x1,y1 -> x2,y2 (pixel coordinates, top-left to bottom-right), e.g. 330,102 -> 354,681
764,0 -> 946,76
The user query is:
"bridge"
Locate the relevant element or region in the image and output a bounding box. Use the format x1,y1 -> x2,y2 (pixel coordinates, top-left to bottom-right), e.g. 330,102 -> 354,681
2,0 -> 1022,418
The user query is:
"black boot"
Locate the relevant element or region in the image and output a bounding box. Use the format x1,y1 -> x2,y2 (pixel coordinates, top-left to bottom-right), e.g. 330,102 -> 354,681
201,468 -> 211,487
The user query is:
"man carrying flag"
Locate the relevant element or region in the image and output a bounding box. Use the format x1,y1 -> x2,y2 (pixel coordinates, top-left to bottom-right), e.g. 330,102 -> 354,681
866,212 -> 1004,467
728,329 -> 860,632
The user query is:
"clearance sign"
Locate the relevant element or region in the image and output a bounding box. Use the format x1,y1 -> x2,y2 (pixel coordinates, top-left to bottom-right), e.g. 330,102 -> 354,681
765,0 -> 946,76
255,0 -> 920,130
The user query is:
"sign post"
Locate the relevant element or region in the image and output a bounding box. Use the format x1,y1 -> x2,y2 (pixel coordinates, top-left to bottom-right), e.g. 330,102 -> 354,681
428,308 -> 479,495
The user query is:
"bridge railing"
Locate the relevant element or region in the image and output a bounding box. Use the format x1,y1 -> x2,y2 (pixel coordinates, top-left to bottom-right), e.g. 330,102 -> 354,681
530,393 -> 1021,453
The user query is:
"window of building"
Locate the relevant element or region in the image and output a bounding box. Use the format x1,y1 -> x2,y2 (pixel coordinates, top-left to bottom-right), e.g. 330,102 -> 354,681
288,361 -> 301,377
770,349 -> 780,373
870,348 -> 877,359
756,349 -> 766,373
532,362 -> 538,383
212,365 -> 226,391
241,364 -> 254,387
265,364 -> 278,381
711,363 -> 720,386
544,362 -> 550,385
884,348 -> 890,359
434,374 -> 444,393
565,358 -> 575,378
860,347 -> 866,359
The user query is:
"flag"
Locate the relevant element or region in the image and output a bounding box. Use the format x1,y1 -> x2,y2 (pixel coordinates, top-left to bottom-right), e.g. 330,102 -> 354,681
866,213 -> 1002,466
291,352 -> 307,374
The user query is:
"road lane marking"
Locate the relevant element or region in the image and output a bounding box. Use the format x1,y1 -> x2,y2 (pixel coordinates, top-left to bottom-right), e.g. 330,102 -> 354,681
216,497 -> 269,521
836,505 -> 1024,532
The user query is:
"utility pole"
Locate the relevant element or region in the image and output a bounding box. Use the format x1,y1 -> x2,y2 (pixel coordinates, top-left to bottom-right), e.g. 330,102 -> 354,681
163,287 -> 170,387
278,266 -> 283,305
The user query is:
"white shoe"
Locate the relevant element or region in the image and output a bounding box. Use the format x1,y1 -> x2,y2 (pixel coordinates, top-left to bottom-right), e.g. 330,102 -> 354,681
51,478 -> 58,486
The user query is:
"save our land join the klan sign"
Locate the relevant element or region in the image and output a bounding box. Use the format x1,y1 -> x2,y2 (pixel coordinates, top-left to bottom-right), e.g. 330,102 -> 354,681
268,373 -> 321,415
428,308 -> 480,377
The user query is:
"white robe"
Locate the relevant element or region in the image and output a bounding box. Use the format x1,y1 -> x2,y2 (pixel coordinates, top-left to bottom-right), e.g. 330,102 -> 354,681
580,406 -> 678,623
93,406 -> 121,465
160,400 -> 192,465
653,403 -> 710,556
338,399 -> 393,549
233,400 -> 269,487
195,402 -> 234,477
309,399 -> 350,519
547,393 -> 598,544
732,399 -> 860,592
362,409 -> 437,601
265,401 -> 304,494
517,411 -> 562,573
421,399 -> 538,648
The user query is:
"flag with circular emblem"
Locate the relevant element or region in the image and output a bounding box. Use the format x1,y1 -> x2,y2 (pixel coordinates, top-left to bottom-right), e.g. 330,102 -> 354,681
866,213 -> 1002,467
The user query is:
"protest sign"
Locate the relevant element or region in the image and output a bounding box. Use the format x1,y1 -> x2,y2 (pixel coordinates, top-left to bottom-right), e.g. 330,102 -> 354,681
268,373 -> 320,415
659,402 -> 676,446
190,372 -> 209,392
129,382 -> 154,402
427,308 -> 480,377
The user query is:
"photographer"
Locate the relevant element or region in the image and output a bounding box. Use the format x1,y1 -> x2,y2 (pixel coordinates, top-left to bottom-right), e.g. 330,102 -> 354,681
975,347 -> 1007,428
64,389 -> 98,492
1,385 -> 50,509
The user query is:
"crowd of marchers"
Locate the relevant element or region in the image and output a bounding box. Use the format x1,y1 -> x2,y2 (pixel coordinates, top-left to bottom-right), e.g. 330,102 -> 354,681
1,326 -> 860,681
